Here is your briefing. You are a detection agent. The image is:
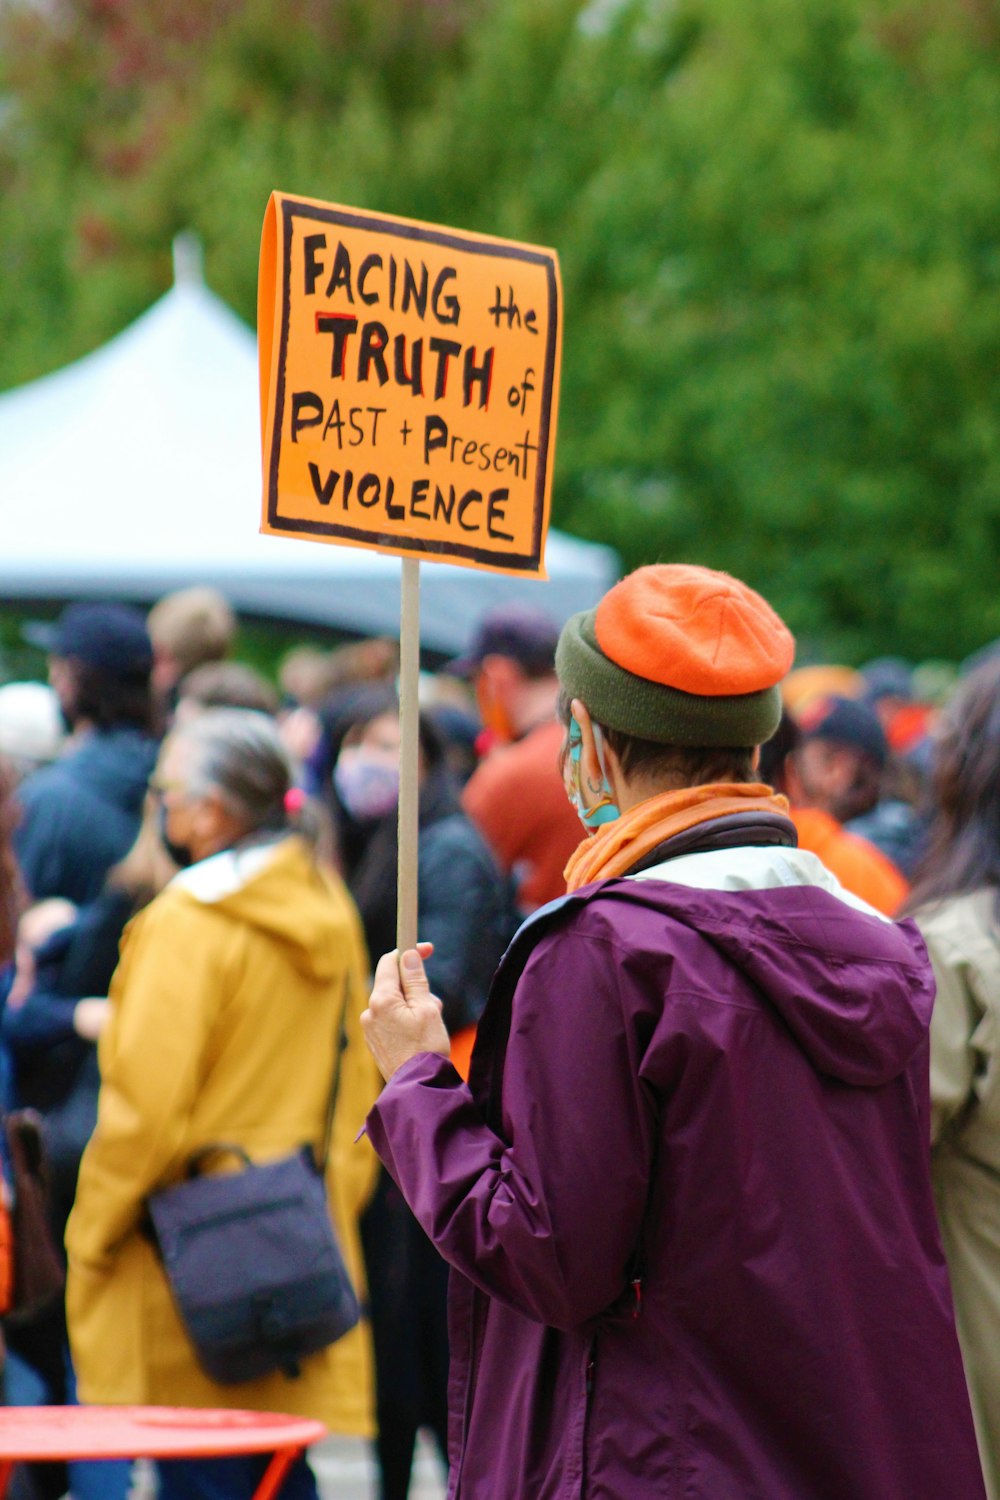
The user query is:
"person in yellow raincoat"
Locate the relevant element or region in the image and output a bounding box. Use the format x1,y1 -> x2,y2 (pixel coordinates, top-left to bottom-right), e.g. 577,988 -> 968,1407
66,707 -> 380,1500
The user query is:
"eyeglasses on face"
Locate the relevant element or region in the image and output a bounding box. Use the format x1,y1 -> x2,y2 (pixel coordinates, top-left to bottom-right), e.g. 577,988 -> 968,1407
148,778 -> 189,800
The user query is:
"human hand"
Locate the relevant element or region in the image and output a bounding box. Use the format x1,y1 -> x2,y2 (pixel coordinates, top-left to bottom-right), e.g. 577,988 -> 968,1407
73,997 -> 111,1041
7,897 -> 77,1008
361,943 -> 450,1082
7,940 -> 36,1010
18,897 -> 77,951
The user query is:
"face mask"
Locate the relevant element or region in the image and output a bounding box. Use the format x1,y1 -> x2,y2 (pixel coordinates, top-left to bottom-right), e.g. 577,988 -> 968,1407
157,801 -> 195,868
566,716 -> 620,830
334,754 -> 400,822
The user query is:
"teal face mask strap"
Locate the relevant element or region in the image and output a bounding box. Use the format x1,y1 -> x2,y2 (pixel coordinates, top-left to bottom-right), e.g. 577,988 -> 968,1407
569,716 -> 620,828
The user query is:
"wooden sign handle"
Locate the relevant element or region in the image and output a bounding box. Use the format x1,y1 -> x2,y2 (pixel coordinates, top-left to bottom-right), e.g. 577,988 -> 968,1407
396,558 -> 421,953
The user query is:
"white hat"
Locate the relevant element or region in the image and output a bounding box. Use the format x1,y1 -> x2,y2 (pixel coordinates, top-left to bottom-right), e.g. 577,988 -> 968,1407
0,682 -> 65,764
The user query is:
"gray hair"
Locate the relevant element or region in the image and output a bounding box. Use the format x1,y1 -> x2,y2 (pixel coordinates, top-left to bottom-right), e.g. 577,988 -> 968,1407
173,708 -> 291,834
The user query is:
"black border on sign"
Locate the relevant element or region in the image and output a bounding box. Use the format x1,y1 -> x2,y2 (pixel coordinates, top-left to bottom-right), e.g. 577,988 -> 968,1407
266,199 -> 558,572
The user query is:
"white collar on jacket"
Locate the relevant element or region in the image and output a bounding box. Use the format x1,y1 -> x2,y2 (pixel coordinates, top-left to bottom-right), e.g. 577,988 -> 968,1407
627,844 -> 890,923
168,837 -> 286,905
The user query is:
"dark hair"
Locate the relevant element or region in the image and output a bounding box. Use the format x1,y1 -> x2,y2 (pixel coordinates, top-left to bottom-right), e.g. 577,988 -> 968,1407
556,692 -> 755,787
71,660 -> 154,733
0,759 -> 22,964
907,659 -> 1000,912
178,661 -> 279,717
756,710 -> 801,795
323,682 -> 445,778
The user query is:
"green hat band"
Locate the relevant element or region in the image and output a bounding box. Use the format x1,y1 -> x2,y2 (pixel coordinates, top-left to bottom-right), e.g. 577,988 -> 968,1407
555,611 -> 782,749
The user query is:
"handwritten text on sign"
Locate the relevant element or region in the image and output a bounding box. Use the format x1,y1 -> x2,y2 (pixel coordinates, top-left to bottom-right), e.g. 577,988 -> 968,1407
258,194 -> 561,576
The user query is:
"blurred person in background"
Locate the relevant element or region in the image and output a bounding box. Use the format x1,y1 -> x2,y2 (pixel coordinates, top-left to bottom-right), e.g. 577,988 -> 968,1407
0,762 -> 22,974
852,658 -> 932,875
423,701 -> 481,788
327,683 -> 513,1500
65,709 -> 379,1500
15,603 -> 158,905
781,663 -> 863,719
908,658 -> 1000,1500
0,761 -> 16,1413
0,684 -> 65,786
279,638 -> 399,799
3,795 -> 178,1234
859,656 -> 914,734
279,639 -> 399,714
0,803 -> 175,1500
174,660 -> 279,723
146,585 -> 236,724
1,757 -> 22,1111
773,695 -> 909,914
449,604 -> 582,914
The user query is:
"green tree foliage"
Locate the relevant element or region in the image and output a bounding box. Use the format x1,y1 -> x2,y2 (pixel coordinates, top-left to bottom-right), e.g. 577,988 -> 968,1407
1,0 -> 998,661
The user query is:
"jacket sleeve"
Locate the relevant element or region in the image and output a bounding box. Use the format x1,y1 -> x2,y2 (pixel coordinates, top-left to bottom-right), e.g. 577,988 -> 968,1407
418,821 -> 506,1033
65,896 -> 222,1269
13,776 -> 69,902
365,928 -> 658,1330
2,988 -> 80,1052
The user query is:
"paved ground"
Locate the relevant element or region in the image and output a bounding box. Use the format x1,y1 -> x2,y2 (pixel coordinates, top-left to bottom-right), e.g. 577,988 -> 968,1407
312,1433 -> 447,1499
119,1433 -> 446,1499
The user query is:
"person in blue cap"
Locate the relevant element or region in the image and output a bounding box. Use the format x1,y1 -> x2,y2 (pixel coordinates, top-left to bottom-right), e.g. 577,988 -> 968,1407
16,602 -> 159,904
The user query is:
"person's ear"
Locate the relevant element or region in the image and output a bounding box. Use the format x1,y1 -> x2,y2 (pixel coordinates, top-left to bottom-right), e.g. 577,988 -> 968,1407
191,791 -> 241,852
569,699 -> 607,804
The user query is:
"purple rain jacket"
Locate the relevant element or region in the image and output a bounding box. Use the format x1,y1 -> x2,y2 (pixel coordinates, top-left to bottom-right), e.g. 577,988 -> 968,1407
366,851 -> 986,1499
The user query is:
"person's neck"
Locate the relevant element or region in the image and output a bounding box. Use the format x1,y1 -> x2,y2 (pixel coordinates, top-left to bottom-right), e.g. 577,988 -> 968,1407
615,774 -> 680,814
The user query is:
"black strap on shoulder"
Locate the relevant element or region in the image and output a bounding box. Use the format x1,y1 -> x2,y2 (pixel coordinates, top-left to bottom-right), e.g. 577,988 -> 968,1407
317,972 -> 353,1173
469,892 -> 592,1129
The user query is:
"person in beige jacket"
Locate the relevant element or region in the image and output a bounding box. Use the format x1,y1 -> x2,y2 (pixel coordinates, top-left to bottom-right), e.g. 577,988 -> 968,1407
910,659 -> 1000,1500
66,708 -> 380,1500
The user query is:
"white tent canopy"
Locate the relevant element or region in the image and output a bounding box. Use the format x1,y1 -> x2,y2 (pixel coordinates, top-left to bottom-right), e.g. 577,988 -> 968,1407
0,266 -> 616,655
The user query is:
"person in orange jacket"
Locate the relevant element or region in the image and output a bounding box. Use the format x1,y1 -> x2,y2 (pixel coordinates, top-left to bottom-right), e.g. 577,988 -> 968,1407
762,698 -> 908,916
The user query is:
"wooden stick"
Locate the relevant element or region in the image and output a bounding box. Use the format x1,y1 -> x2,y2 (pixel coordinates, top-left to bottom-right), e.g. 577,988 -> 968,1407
396,557 -> 421,952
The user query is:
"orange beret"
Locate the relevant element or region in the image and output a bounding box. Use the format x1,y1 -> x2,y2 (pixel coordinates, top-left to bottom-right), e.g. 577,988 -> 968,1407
594,564 -> 795,697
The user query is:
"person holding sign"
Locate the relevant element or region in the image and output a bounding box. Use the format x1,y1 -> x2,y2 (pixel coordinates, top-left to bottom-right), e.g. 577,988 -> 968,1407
360,564 -> 986,1500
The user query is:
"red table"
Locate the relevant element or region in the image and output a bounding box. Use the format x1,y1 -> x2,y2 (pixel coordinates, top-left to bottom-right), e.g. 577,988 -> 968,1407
0,1406 -> 327,1500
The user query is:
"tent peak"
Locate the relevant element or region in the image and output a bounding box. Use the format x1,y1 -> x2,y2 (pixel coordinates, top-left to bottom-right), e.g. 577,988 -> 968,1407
172,230 -> 204,286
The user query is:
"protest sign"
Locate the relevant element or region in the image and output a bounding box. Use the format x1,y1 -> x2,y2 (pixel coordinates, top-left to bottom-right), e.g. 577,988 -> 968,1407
258,192 -> 561,577
259,193 -> 562,948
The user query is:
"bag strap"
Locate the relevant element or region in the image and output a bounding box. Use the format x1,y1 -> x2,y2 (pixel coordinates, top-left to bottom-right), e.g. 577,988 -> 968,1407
316,971 -> 353,1175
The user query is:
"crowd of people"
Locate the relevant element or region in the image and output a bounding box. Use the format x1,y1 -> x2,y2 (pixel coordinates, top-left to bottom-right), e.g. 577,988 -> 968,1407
0,567 -> 997,1498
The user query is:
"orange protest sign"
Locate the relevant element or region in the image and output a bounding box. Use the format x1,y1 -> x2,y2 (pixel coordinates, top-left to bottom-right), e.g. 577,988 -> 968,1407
258,192 -> 561,576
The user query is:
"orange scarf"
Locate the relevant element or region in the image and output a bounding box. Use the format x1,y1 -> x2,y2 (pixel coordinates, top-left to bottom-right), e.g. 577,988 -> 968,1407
563,782 -> 791,892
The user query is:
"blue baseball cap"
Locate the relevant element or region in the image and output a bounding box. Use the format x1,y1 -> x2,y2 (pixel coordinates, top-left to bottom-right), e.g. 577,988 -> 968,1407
446,603 -> 560,678
798,694 -> 888,768
25,602 -> 154,677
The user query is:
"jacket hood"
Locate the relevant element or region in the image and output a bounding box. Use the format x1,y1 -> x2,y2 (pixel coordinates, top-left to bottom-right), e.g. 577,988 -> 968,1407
169,835 -> 345,984
599,874 -> 935,1087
